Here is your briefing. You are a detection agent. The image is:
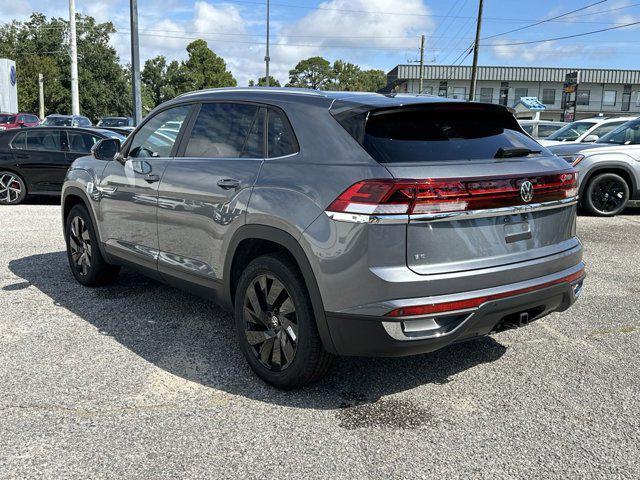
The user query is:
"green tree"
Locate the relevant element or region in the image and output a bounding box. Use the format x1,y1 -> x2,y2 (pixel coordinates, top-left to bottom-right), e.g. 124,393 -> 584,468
248,76 -> 281,87
141,55 -> 167,108
328,60 -> 361,91
357,69 -> 387,92
0,13 -> 131,121
182,39 -> 236,90
286,56 -> 333,89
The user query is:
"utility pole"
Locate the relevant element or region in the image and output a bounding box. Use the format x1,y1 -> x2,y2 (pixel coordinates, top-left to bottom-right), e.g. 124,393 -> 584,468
38,74 -> 45,119
68,0 -> 80,115
130,0 -> 142,125
418,35 -> 425,94
265,0 -> 270,86
469,0 -> 484,102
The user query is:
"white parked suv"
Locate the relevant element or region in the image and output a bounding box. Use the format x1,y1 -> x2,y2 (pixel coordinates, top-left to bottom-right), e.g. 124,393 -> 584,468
539,116 -> 636,146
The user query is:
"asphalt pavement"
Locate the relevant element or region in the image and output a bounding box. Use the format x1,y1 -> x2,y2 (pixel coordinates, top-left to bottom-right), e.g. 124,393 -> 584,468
1,199 -> 638,479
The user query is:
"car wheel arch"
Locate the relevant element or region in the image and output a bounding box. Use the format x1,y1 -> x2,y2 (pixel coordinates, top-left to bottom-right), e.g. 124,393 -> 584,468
223,224 -> 337,355
579,162 -> 637,200
62,187 -> 112,262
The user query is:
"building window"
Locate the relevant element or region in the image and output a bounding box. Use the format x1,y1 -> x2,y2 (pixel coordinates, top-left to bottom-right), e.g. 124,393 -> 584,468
577,90 -> 590,106
514,88 -> 528,102
479,87 -> 493,103
421,86 -> 433,95
452,87 -> 466,100
603,90 -> 617,106
542,88 -> 556,105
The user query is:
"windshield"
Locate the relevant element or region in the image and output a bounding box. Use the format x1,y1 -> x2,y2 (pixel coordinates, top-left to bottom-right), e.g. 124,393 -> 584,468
599,119 -> 640,145
0,114 -> 16,124
546,121 -> 596,141
42,116 -> 72,126
98,118 -> 128,127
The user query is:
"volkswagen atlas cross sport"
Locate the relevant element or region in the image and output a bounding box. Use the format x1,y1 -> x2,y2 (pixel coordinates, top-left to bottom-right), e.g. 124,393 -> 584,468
61,88 -> 585,389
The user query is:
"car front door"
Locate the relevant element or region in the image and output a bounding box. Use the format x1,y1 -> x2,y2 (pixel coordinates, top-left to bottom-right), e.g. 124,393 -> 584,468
97,105 -> 192,273
10,128 -> 67,193
156,102 -> 267,286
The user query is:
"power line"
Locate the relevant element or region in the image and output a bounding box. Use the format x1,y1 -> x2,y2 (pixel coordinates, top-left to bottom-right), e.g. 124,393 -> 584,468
483,19 -> 640,46
482,0 -> 608,40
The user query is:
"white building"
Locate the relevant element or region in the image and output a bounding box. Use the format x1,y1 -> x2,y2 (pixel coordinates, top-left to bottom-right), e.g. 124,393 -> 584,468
0,58 -> 18,113
387,65 -> 640,121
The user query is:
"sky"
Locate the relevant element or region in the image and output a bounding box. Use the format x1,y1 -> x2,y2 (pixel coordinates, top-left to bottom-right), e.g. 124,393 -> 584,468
2,0 -> 640,86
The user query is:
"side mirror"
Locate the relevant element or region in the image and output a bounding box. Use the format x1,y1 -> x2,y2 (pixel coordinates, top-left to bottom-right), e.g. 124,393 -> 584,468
92,138 -> 121,160
583,134 -> 599,143
17,120 -> 24,127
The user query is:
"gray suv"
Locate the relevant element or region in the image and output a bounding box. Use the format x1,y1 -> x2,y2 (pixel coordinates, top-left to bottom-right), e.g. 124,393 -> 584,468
61,88 -> 585,388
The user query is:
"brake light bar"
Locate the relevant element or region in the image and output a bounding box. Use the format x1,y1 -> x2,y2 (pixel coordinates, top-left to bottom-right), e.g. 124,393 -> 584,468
386,268 -> 585,318
327,171 -> 578,216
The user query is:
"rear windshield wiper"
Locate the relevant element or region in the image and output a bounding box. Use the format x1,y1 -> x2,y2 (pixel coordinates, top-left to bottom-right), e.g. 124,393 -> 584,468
494,147 -> 542,159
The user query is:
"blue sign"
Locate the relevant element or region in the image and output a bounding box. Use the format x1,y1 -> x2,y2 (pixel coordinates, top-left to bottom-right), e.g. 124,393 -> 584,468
9,65 -> 16,87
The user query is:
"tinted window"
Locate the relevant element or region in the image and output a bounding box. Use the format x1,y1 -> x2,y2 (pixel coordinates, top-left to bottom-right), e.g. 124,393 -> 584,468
14,130 -> 61,151
546,121 -> 595,141
242,108 -> 265,158
590,121 -> 624,139
358,106 -> 542,163
128,105 -> 190,158
67,131 -> 102,153
77,117 -> 92,127
537,124 -> 562,138
99,118 -> 129,127
184,103 -> 261,158
43,117 -> 72,126
0,115 -> 16,124
601,119 -> 640,145
521,124 -> 534,135
26,115 -> 39,123
267,109 -> 296,157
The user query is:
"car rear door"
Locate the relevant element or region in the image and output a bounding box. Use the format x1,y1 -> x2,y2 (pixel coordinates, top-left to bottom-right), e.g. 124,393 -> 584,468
97,104 -> 192,273
10,128 -> 67,192
64,129 -> 103,163
156,102 -> 266,285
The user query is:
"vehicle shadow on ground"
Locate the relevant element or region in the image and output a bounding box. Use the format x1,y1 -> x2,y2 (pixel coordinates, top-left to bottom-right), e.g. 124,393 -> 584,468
21,195 -> 61,205
8,251 -> 507,411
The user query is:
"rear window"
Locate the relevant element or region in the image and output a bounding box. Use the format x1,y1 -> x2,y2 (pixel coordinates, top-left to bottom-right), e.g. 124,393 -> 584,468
0,114 -> 16,123
337,105 -> 541,163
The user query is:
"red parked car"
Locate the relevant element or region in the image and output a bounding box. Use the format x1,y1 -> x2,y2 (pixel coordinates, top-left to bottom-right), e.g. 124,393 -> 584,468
0,113 -> 40,130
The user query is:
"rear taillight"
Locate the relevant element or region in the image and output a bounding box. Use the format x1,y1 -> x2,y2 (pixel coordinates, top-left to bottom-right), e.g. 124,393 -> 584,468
327,171 -> 578,216
387,268 -> 586,317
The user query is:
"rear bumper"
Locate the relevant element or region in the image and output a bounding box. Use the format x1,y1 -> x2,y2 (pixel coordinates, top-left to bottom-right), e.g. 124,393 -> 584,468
325,264 -> 585,357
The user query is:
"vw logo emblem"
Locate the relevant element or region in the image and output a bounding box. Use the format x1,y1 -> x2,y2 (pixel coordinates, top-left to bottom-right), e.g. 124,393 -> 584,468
520,180 -> 534,203
9,65 -> 16,87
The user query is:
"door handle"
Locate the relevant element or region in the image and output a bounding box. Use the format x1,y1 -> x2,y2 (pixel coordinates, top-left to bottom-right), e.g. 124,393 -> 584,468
144,174 -> 160,183
217,178 -> 240,190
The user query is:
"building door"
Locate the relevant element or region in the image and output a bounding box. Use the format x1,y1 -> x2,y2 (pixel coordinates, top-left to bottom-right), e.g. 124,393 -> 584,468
499,82 -> 509,106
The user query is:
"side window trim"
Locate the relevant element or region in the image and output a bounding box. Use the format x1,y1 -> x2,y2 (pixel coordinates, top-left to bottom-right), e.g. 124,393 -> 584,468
174,103 -> 202,157
175,101 -> 267,160
121,103 -> 196,159
266,106 -> 300,159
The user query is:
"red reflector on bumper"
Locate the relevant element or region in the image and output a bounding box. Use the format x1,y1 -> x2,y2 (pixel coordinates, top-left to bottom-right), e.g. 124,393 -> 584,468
386,268 -> 585,318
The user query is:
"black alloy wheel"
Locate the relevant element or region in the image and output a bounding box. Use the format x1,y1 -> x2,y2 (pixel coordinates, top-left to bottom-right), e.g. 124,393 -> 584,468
68,215 -> 92,276
65,204 -> 120,286
584,173 -> 629,216
0,171 -> 27,205
243,273 -> 299,371
234,254 -> 334,389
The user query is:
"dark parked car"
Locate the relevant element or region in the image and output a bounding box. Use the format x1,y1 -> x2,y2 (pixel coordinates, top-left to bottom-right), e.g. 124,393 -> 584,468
0,126 -> 125,205
97,116 -> 134,127
61,88 -> 584,388
42,114 -> 93,127
0,113 -> 40,130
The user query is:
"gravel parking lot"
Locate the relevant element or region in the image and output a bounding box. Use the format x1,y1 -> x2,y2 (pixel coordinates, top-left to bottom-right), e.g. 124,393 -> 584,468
1,199 -> 639,479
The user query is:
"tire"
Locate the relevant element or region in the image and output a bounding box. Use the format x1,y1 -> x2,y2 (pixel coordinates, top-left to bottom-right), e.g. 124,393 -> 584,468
234,253 -> 335,389
583,172 -> 630,217
65,204 -> 120,286
0,171 -> 27,205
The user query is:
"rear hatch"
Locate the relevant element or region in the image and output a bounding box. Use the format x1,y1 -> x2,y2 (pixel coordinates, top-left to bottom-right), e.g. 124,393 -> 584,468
331,100 -> 579,275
